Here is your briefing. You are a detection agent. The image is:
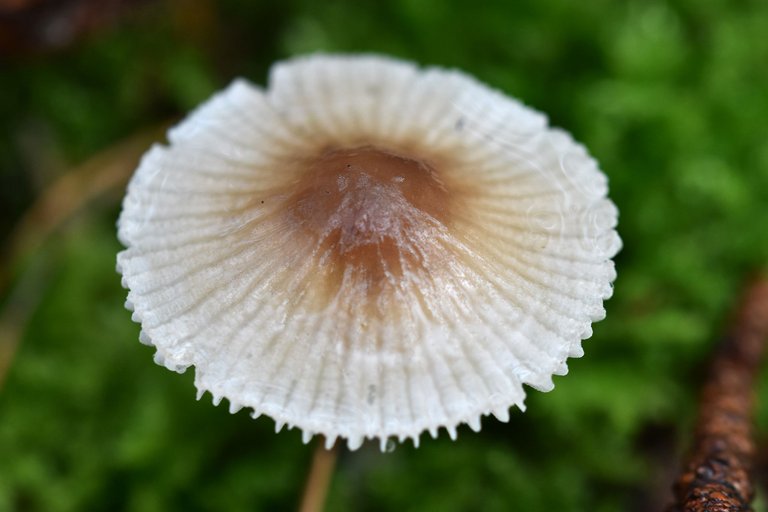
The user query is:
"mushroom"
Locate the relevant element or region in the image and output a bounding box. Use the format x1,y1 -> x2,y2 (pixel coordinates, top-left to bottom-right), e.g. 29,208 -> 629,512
117,54 -> 621,450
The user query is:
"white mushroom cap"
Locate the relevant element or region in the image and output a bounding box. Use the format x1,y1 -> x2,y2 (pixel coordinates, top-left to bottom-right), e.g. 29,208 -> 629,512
117,54 -> 621,451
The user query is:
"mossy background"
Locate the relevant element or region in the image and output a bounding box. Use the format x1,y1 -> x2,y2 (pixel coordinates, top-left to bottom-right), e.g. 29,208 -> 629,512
1,0 -> 767,511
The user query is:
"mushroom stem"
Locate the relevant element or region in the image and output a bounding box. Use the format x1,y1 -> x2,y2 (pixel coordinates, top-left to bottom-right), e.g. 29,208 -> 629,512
668,274 -> 768,512
298,437 -> 339,512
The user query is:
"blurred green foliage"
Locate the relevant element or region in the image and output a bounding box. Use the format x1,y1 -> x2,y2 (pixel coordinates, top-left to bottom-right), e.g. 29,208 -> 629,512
1,0 -> 768,511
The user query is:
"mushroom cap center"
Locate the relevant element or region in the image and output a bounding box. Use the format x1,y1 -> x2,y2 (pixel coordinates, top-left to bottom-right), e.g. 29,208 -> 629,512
286,146 -> 452,301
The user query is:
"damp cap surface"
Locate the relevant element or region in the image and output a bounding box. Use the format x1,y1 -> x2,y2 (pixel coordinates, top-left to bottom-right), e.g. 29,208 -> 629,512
116,53 -> 621,451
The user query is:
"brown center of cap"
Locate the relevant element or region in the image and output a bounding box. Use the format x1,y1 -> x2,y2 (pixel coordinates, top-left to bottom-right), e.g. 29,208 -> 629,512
286,146 -> 452,302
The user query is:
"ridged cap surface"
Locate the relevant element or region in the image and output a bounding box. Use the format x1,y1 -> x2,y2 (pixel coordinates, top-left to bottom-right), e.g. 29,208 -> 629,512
117,54 -> 621,450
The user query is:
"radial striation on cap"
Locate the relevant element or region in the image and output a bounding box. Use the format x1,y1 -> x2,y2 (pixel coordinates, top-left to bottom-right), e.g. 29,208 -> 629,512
117,54 -> 621,450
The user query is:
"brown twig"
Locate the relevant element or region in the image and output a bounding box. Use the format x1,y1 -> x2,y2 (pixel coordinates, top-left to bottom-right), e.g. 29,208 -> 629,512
0,123 -> 168,295
298,437 -> 338,512
668,274 -> 768,512
0,254 -> 51,391
0,123 -> 168,389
